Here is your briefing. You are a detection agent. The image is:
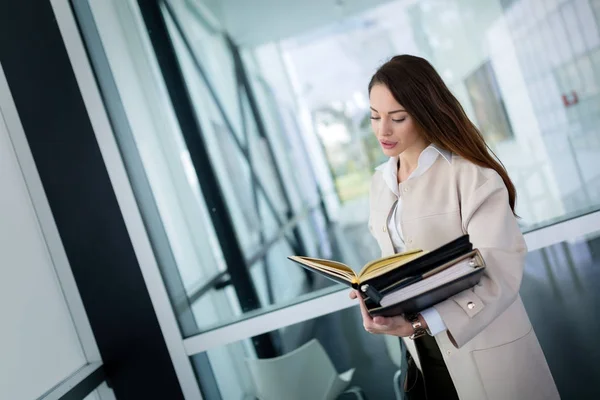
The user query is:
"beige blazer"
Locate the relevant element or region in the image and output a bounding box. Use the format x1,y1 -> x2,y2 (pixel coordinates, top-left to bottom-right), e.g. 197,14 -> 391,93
368,155 -> 559,400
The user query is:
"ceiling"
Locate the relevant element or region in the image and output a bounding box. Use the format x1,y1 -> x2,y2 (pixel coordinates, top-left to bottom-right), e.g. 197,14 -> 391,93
190,0 -> 398,47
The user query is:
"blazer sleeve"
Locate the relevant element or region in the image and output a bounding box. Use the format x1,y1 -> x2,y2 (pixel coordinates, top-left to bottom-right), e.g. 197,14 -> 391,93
433,171 -> 527,348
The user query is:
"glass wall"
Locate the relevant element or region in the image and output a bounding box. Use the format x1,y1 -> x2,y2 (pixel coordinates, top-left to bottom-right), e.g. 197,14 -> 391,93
190,229 -> 600,399
161,0 -> 345,327
86,0 -> 352,342
80,0 -> 600,398
264,0 -> 600,231
192,306 -> 402,400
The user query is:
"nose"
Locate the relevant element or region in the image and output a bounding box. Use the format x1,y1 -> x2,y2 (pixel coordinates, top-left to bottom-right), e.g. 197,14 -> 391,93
379,118 -> 393,137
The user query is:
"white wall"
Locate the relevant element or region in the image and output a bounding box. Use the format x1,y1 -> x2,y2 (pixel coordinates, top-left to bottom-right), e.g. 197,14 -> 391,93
0,102 -> 87,399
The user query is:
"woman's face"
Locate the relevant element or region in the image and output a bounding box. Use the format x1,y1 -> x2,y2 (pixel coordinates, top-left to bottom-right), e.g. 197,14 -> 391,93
369,83 -> 424,157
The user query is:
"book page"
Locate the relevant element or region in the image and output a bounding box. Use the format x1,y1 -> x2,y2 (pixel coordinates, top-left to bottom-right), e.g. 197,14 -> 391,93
358,249 -> 425,281
288,256 -> 357,282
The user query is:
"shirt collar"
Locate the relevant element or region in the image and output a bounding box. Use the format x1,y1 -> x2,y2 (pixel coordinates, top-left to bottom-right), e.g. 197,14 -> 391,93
375,144 -> 452,195
430,143 -> 452,164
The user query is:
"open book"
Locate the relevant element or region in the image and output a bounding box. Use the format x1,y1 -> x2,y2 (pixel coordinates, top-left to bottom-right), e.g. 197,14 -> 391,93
288,235 -> 486,316
287,248 -> 425,286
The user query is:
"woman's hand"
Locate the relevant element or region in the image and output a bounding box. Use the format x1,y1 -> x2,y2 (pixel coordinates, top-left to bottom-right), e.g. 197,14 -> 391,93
349,290 -> 417,337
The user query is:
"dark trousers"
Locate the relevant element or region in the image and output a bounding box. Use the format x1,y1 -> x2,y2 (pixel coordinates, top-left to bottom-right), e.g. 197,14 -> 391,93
405,335 -> 459,400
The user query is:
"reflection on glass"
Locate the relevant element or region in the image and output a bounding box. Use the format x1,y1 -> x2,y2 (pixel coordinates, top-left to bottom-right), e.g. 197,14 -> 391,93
204,0 -> 599,326
103,0 -> 600,338
520,231 -> 600,399
154,0 -> 346,337
191,231 -> 600,399
465,61 -> 515,144
273,0 -> 600,230
191,306 -> 402,400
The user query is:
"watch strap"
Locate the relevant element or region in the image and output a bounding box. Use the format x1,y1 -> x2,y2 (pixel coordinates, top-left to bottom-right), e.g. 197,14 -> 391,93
407,314 -> 427,340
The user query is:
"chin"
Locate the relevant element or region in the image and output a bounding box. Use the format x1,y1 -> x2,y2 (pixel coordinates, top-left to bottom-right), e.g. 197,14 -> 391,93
382,147 -> 404,158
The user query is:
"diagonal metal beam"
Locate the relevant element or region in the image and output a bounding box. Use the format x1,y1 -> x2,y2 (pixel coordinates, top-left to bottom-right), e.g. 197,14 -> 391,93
226,35 -> 309,258
147,0 -> 278,358
164,0 -> 292,232
164,0 -> 303,258
39,363 -> 105,400
236,80 -> 276,304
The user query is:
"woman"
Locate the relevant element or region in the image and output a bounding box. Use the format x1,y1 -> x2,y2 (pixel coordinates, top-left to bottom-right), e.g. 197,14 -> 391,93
350,55 -> 559,400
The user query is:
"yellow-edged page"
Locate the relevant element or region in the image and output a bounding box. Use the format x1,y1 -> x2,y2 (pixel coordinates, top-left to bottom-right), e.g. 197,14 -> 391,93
288,256 -> 358,283
358,249 -> 425,281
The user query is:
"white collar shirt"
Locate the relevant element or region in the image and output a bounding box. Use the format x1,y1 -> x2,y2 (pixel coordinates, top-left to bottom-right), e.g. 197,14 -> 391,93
373,144 -> 452,337
375,144 -> 453,253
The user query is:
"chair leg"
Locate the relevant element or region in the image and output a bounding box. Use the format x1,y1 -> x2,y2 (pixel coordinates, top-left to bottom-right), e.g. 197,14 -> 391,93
393,369 -> 404,400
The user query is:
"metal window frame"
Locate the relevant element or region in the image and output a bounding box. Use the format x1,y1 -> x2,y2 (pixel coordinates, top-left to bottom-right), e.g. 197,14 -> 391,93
0,66 -> 112,400
162,0 -> 311,262
0,62 -> 104,371
182,209 -> 600,356
23,0 -> 202,398
136,0 -> 280,359
0,8 -> 114,400
38,1 -> 600,400
38,363 -> 105,400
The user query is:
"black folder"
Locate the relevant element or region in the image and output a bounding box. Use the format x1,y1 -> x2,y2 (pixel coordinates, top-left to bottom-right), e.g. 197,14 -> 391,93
288,235 -> 486,316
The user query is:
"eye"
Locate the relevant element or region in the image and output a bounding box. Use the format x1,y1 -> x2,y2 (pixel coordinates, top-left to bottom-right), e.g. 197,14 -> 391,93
392,118 -> 406,123
370,116 -> 381,120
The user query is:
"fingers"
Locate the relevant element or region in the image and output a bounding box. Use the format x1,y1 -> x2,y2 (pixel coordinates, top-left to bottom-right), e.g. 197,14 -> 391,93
353,291 -> 408,335
353,293 -> 379,334
357,297 -> 393,334
366,314 -> 412,336
356,294 -> 390,333
357,294 -> 373,324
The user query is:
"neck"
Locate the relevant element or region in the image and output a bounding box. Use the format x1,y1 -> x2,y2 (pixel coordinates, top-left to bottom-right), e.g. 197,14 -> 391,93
398,141 -> 429,181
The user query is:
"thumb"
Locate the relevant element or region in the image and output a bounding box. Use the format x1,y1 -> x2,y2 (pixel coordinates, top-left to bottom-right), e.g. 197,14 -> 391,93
373,316 -> 391,326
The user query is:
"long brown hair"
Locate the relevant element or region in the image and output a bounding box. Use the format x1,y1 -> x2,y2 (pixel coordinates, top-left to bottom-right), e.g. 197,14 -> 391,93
369,55 -> 517,215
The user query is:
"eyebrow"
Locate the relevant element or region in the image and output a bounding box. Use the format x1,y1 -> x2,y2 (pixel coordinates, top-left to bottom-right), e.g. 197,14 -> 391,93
370,107 -> 406,114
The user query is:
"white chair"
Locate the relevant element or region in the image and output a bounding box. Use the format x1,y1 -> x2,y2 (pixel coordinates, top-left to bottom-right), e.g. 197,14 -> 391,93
245,339 -> 356,400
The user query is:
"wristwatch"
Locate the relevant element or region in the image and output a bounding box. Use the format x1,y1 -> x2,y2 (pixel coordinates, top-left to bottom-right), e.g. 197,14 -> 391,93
407,314 -> 427,340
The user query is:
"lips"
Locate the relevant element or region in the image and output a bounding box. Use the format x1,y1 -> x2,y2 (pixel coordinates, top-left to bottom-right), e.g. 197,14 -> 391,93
380,140 -> 397,149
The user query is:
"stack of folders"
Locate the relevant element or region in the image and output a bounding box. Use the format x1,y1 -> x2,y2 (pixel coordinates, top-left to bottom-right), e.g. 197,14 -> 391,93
288,235 -> 485,317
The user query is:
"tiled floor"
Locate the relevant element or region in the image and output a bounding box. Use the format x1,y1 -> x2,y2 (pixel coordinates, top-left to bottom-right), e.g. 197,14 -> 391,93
520,237 -> 600,399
